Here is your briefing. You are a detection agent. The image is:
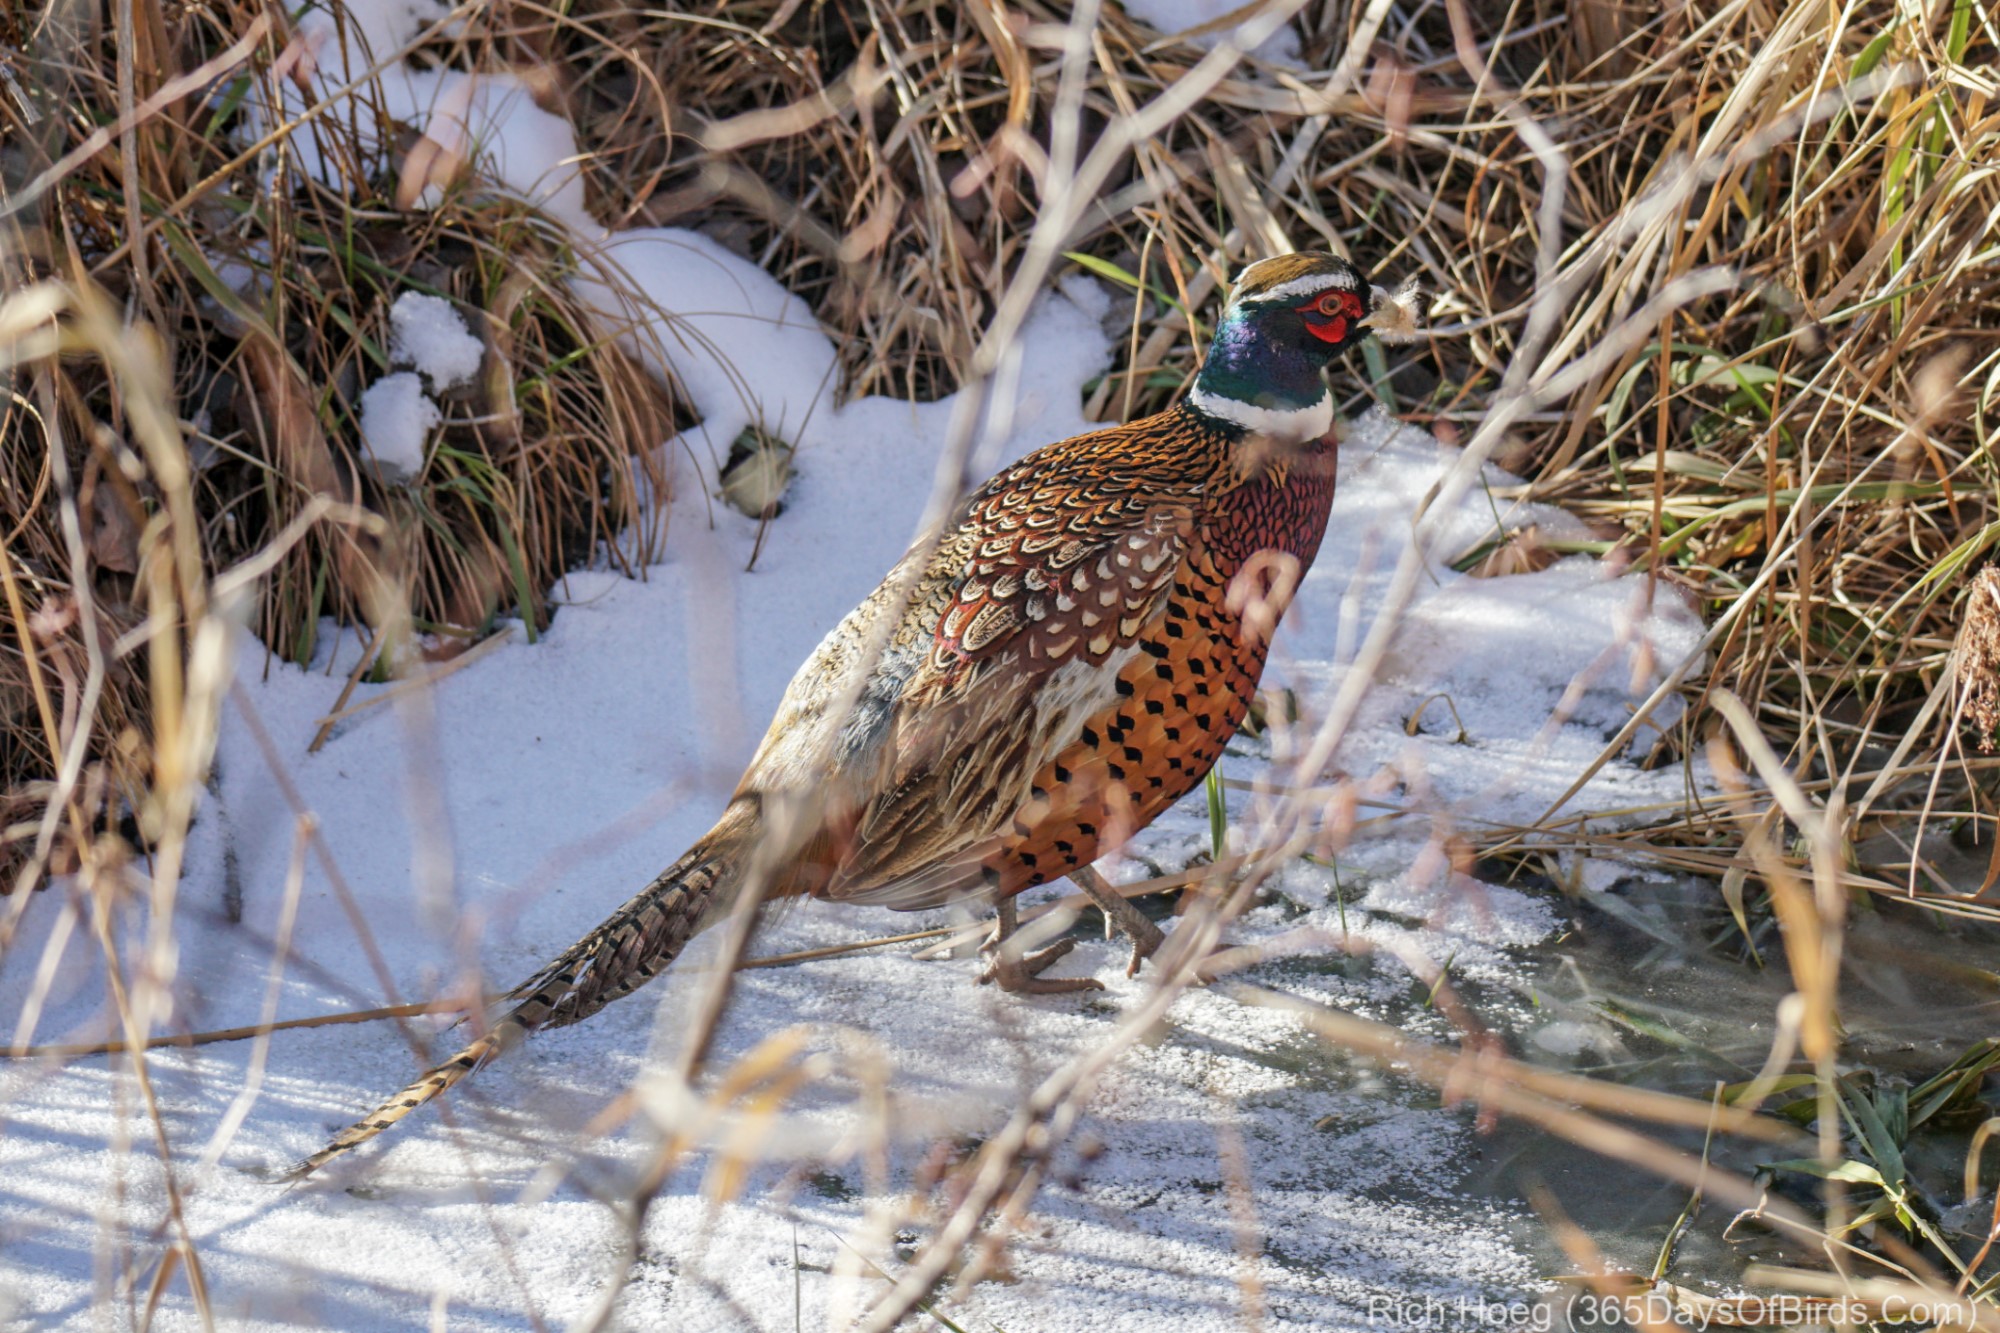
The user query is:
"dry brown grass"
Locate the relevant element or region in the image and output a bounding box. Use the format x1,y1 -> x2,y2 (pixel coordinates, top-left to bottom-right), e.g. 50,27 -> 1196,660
4,0 -> 2000,1324
9,0 -> 1996,898
0,0 -> 683,887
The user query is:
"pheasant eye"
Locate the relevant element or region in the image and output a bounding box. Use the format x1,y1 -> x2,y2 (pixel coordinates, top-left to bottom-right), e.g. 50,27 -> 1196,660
1316,292 -> 1345,316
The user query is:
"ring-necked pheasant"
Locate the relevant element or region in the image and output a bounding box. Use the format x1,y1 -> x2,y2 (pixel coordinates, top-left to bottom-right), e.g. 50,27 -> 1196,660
291,251 -> 1401,1177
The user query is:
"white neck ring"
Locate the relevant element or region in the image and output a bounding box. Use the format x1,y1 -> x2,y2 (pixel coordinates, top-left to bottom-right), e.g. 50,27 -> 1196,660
1186,386 -> 1333,444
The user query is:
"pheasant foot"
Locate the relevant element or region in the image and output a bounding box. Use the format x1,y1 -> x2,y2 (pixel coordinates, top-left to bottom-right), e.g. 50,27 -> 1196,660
978,895 -> 1105,994
1070,864 -> 1166,977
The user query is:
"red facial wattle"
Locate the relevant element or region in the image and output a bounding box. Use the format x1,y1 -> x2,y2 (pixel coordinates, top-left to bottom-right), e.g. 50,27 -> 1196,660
1297,289 -> 1367,345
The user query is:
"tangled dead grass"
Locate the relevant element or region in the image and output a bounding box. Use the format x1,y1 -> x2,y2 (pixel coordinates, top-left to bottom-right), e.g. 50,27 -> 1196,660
1,0 -> 681,886
9,0 -> 1997,896
3,0 -> 2000,1324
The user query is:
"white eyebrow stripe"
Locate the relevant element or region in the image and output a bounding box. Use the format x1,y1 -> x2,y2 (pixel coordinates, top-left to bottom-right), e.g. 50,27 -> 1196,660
1238,270 -> 1359,304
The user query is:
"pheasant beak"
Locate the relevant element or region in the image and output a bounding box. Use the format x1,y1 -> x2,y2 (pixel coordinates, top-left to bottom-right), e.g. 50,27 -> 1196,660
1359,276 -> 1425,342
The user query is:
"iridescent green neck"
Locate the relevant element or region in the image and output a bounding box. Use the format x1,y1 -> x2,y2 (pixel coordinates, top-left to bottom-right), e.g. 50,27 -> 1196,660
1192,305 -> 1330,414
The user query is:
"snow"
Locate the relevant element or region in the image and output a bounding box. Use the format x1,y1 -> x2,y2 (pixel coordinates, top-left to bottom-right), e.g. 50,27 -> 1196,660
266,12 -> 590,233
205,239 -> 269,298
356,370 -> 438,483
389,292 -> 483,391
1123,0 -> 1306,68
570,228 -> 840,450
0,342 -> 1705,1328
0,2 -> 1714,1327
357,297 -> 481,485
258,2 -> 842,453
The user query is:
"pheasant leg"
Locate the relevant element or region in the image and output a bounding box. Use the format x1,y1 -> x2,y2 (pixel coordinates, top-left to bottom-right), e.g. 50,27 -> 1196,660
1071,864 -> 1167,977
978,894 -> 1105,994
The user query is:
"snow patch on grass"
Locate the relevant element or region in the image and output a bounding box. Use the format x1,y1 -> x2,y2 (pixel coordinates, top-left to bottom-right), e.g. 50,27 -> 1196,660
356,370 -> 438,483
388,292 -> 482,391
1124,0 -> 1305,67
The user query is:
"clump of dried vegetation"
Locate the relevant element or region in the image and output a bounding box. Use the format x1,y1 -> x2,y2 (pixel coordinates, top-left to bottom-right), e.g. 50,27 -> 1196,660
3,0 -> 1999,1324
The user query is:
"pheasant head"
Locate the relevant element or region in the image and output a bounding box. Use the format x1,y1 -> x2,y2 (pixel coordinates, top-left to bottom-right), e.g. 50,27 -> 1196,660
1189,252 -> 1394,443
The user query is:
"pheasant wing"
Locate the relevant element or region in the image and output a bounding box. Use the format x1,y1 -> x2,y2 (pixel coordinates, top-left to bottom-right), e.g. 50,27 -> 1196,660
821,431 -> 1202,906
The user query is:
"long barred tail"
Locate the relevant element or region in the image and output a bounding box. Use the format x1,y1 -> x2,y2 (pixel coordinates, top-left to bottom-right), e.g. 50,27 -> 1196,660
285,802 -> 758,1179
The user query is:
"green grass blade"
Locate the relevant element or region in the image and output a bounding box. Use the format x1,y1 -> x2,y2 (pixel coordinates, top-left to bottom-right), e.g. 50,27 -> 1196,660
1206,766 -> 1227,861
